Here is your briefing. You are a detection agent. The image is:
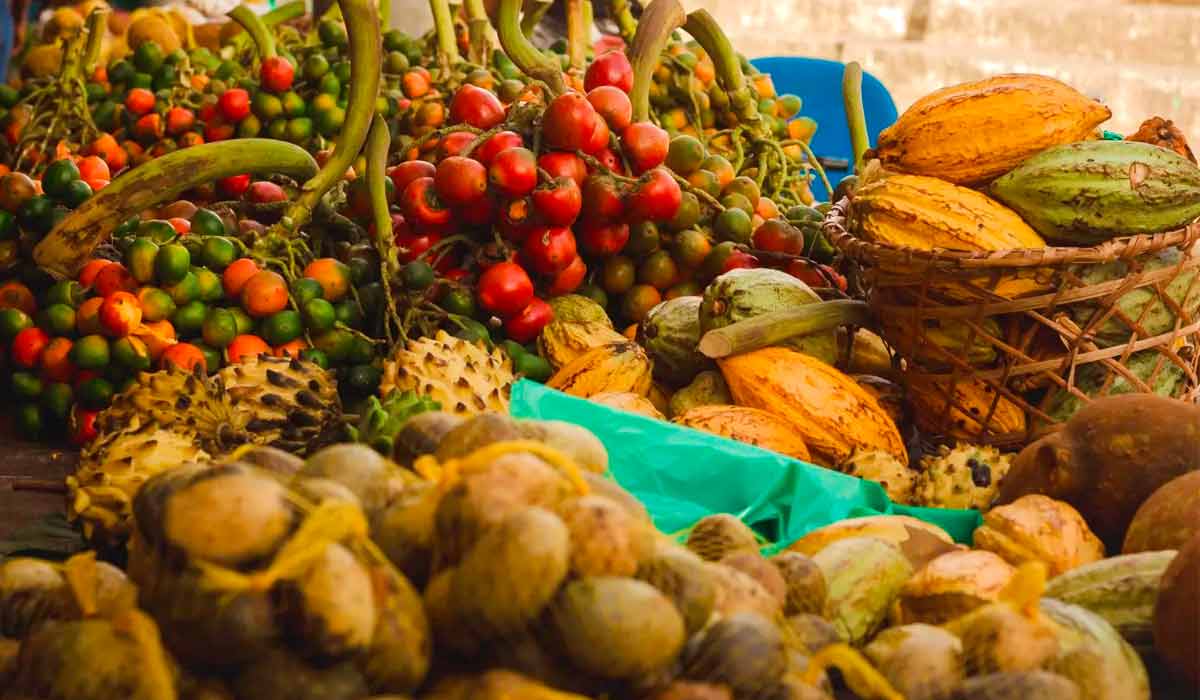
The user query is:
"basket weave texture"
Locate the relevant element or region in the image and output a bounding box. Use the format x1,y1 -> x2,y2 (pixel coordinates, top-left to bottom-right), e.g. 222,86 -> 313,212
825,197 -> 1200,447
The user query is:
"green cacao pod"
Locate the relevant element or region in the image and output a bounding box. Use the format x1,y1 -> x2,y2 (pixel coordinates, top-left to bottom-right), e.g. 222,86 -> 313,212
638,296 -> 714,386
1046,349 -> 1187,423
668,370 -> 732,418
1040,598 -> 1151,700
990,141 -> 1200,244
548,294 -> 613,325
699,268 -> 836,364
1045,550 -> 1176,652
1068,246 -> 1200,347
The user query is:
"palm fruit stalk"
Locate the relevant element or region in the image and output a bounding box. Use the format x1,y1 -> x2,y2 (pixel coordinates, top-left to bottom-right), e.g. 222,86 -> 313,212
32,140 -> 319,278
228,4 -> 282,59
366,113 -> 402,346
496,0 -> 567,95
628,0 -> 686,123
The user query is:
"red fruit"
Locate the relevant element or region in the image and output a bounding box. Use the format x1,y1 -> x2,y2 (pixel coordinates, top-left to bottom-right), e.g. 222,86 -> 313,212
400,176 -> 453,227
218,88 -> 251,122
449,84 -> 505,129
198,100 -> 219,123
69,407 -> 99,446
435,156 -> 488,207
752,219 -> 804,254
594,147 -> 623,173
581,174 -> 625,222
99,291 -> 142,337
622,121 -> 669,173
784,261 -> 848,291
542,92 -> 598,152
584,50 -> 634,92
532,176 -> 582,226
399,231 -> 442,263
499,197 -> 534,243
548,255 -> 586,295
458,194 -> 497,226
247,180 -> 287,203
721,250 -> 758,273
488,147 -> 537,197
538,152 -> 588,186
578,220 -> 630,256
437,131 -> 477,160
11,327 -> 50,368
124,88 -> 156,116
92,262 -> 137,296
165,106 -> 195,136
585,112 -> 611,154
504,297 -> 553,343
627,167 -> 682,222
204,120 -> 235,142
219,173 -> 251,197
587,85 -> 633,131
523,226 -> 577,275
475,130 -> 523,166
133,113 -> 164,141
260,55 -> 295,93
388,160 -> 436,194
477,261 -> 534,316
442,268 -> 470,283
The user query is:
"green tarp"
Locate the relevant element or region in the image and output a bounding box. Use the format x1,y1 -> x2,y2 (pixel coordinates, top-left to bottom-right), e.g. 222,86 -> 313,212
510,380 -> 982,549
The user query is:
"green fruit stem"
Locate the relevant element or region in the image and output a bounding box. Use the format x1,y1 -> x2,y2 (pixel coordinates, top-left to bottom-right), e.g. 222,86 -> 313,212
380,0 -> 392,31
82,8 -> 108,73
280,0 -> 381,236
463,0 -> 491,64
609,0 -> 637,43
843,61 -> 869,173
366,114 -> 402,345
697,300 -> 871,358
629,0 -> 685,123
229,4 -> 278,59
683,9 -> 757,126
566,0 -> 587,72
429,0 -> 461,70
498,0 -> 565,95
33,141 -> 319,279
520,0 -> 553,38
263,1 -> 306,25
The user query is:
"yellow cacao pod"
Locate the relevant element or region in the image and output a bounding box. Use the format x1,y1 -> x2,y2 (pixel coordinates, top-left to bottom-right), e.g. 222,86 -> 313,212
905,373 -> 1027,441
547,342 -> 653,398
672,405 -> 812,461
591,392 -> 666,420
718,347 -> 907,467
874,74 -> 1112,185
537,320 -> 627,370
850,173 -> 1047,252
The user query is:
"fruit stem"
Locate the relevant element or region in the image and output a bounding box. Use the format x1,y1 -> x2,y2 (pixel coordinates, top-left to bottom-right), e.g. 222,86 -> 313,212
429,0 -> 461,70
683,10 -> 757,126
520,0 -> 553,38
280,0 -> 381,235
463,0 -> 491,65
380,0 -> 392,30
628,0 -> 685,123
82,8 -> 108,73
566,0 -> 587,72
262,1 -> 306,25
229,4 -> 278,59
698,299 -> 871,358
366,114 -> 402,346
33,140 -> 319,279
843,61 -> 869,173
497,0 -> 566,95
610,0 -> 638,43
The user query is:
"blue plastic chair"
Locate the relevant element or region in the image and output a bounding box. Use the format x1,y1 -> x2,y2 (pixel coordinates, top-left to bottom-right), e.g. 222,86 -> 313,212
750,56 -> 898,202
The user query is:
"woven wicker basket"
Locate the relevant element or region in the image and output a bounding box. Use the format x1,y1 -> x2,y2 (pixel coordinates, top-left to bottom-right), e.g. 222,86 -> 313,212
825,197 -> 1200,448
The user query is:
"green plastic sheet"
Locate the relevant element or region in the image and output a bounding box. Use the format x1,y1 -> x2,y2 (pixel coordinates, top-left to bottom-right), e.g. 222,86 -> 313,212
510,380 -> 982,548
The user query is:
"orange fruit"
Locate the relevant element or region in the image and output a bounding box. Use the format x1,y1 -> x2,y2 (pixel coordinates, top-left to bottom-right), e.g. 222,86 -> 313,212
0,281 -> 37,315
93,262 -> 137,296
227,334 -> 270,363
134,319 -> 176,360
222,257 -> 260,298
160,342 -> 206,373
77,155 -> 110,182
40,337 -> 75,383
272,338 -> 308,358
99,291 -> 142,337
75,297 -> 104,335
240,270 -> 289,317
168,217 -> 190,234
303,258 -> 351,301
78,259 -> 111,287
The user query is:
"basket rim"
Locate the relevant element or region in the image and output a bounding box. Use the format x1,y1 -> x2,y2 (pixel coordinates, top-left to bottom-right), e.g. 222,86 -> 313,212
825,197 -> 1200,270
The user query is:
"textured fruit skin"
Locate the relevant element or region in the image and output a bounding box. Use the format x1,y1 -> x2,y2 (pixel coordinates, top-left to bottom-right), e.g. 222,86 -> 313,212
881,317 -> 1000,369
673,405 -> 811,461
947,671 -> 1080,700
786,515 -> 958,571
1123,471 -> 1200,553
1044,550 -> 1176,652
974,495 -> 1105,577
685,513 -> 759,563
537,320 -> 626,371
638,296 -> 714,386
990,141 -> 1200,244
216,355 -> 342,454
1040,598 -> 1151,700
379,330 -> 514,415
700,268 -> 835,364
680,613 -> 788,697
913,443 -> 1013,511
589,391 -> 665,419
668,370 -> 732,417
894,550 -> 1015,626
719,347 -> 907,467
812,536 -> 914,645
850,172 -> 1046,251
905,374 -> 1026,442
1044,348 -> 1187,424
546,341 -> 653,398
874,74 -> 1111,186
1154,532 -> 1199,690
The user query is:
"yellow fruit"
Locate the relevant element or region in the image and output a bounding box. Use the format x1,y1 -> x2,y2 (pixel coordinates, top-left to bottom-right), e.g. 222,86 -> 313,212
874,74 -> 1112,185
906,373 -> 1027,442
22,44 -> 63,78
538,320 -> 626,370
719,347 -> 906,467
974,495 -> 1106,577
126,14 -> 181,53
590,391 -> 666,419
546,342 -> 653,399
673,405 -> 811,461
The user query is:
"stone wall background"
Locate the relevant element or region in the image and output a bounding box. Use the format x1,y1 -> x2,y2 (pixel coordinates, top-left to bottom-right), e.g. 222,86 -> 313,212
388,0 -> 1200,138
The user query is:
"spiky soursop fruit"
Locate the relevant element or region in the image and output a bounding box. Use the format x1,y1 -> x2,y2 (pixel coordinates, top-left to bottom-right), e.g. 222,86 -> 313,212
379,331 -> 514,416
68,424 -> 212,547
913,443 -> 1013,511
97,366 -> 245,451
841,450 -> 917,504
216,355 -> 342,454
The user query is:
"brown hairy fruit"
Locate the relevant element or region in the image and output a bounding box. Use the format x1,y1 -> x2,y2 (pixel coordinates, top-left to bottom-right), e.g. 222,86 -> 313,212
997,394 -> 1200,548
558,495 -> 654,577
955,603 -> 1059,675
1123,470 -> 1200,553
277,542 -> 377,659
686,513 -> 759,562
636,546 -> 718,636
719,551 -> 787,607
974,495 -> 1105,577
582,471 -> 651,523
947,671 -> 1080,700
232,648 -> 367,700
432,412 -> 525,461
771,552 -> 827,616
783,614 -> 842,655
234,445 -> 304,477
708,562 -> 783,620
681,613 -> 788,697
894,550 -> 1016,625
864,624 -> 964,700
362,566 -> 431,694
392,412 -> 465,465
291,478 -> 361,508
549,577 -> 686,680
516,420 -> 610,473
300,444 -> 397,516
0,559 -> 68,639
373,482 -> 440,586
1154,532 -> 1199,689
422,568 -> 478,657
646,682 -> 734,700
